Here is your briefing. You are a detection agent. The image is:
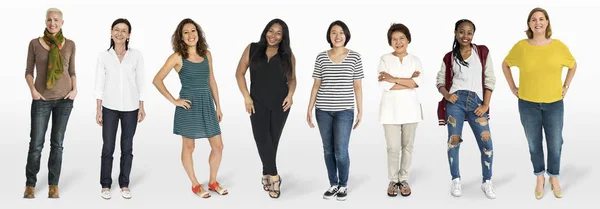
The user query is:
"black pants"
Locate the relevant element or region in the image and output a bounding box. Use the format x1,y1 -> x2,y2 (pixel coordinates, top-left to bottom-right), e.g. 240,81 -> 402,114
100,107 -> 138,188
250,101 -> 289,175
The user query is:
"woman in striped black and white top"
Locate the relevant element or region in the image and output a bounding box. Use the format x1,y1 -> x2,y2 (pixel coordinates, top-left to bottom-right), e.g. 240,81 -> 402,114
306,20 -> 363,201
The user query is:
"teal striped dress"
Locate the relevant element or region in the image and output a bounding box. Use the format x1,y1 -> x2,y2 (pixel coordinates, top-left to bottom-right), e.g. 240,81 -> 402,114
173,56 -> 221,139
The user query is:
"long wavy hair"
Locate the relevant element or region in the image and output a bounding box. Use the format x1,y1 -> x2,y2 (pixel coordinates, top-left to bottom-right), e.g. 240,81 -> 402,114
250,18 -> 292,78
172,18 -> 208,58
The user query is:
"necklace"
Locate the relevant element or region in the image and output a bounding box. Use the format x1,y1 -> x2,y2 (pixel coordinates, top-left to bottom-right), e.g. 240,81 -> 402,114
115,48 -> 126,57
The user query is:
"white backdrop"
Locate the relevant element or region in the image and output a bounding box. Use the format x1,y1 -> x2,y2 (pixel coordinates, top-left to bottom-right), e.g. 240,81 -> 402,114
1,0 -> 597,208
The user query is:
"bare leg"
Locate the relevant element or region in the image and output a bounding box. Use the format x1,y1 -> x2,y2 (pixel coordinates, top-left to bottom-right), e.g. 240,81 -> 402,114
207,134 -> 224,184
181,137 -> 209,197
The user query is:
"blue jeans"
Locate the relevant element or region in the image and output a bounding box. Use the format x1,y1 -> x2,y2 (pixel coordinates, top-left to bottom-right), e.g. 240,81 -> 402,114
446,90 -> 493,182
25,99 -> 74,187
316,108 -> 354,187
100,107 -> 138,189
518,99 -> 564,177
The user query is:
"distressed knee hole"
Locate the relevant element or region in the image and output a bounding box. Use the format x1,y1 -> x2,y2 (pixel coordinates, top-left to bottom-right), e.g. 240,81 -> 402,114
481,130 -> 491,142
484,161 -> 491,170
476,117 -> 488,126
448,135 -> 462,150
483,148 -> 493,158
450,136 -> 461,145
448,115 -> 456,127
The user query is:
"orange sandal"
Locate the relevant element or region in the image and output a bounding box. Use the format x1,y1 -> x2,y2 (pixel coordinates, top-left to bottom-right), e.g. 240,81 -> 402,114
192,184 -> 211,198
208,182 -> 228,195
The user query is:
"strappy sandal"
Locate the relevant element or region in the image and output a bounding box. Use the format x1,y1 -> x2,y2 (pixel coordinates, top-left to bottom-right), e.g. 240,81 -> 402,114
208,181 -> 228,195
387,181 -> 398,197
269,175 -> 281,198
398,181 -> 412,197
262,176 -> 271,191
192,184 -> 211,198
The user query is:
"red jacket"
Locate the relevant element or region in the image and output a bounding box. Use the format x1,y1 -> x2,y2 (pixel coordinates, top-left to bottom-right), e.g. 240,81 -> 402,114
437,44 -> 491,126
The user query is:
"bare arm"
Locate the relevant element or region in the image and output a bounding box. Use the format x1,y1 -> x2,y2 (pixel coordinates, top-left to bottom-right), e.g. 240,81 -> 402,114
152,53 -> 182,105
483,89 -> 492,106
96,99 -> 102,112
563,62 -> 577,88
235,44 -> 252,99
207,51 -> 221,110
287,53 -> 297,98
307,79 -> 321,113
353,79 -> 363,129
438,86 -> 452,98
235,44 -> 255,114
501,61 -> 519,97
391,84 -> 410,90
306,79 -> 321,128
393,77 -> 418,88
281,53 -> 296,112
354,80 -> 363,114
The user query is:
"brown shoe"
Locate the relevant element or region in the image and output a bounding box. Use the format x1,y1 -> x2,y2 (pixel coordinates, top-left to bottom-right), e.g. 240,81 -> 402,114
48,185 -> 60,198
23,186 -> 35,198
398,181 -> 412,197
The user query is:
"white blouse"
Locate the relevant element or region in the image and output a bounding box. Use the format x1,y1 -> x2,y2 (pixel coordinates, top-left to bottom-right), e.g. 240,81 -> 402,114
378,53 -> 423,125
94,48 -> 145,112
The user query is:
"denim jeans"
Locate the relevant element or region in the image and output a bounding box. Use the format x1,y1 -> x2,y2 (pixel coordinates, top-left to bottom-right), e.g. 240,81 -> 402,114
100,107 -> 138,189
25,99 -> 74,187
315,108 -> 354,187
518,99 -> 564,177
445,90 -> 493,182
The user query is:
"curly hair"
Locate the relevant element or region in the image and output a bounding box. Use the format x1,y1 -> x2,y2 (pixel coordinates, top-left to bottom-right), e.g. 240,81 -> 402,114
172,18 -> 208,58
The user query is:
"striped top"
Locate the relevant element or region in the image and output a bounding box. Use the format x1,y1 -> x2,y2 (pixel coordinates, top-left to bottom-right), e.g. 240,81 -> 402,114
312,49 -> 364,111
173,56 -> 221,139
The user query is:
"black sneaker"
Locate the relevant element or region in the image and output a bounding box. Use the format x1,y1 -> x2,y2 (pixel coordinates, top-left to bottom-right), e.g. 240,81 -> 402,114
336,187 -> 348,201
323,185 -> 339,199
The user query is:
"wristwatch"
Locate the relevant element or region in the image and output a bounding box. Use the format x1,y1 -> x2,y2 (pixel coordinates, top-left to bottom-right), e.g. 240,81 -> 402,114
564,85 -> 569,89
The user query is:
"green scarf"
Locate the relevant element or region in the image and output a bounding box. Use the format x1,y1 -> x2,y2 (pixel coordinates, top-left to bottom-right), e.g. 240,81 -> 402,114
43,29 -> 65,89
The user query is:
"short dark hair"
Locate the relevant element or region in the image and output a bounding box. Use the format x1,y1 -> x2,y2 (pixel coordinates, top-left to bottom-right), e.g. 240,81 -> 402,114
326,20 -> 351,48
387,23 -> 411,45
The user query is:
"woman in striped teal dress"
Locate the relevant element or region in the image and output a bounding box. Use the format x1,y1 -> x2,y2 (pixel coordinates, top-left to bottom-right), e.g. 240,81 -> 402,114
153,18 -> 228,198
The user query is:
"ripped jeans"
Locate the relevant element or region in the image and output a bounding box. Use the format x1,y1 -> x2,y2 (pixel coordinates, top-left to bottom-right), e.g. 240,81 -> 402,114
446,90 -> 493,182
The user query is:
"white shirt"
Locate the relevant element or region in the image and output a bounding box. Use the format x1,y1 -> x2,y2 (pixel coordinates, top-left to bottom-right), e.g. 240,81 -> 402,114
436,47 -> 495,100
378,53 -> 423,125
94,48 -> 145,111
448,48 -> 484,99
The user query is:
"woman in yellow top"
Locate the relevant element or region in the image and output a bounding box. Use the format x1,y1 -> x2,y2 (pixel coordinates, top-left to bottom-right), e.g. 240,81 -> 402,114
502,7 -> 577,200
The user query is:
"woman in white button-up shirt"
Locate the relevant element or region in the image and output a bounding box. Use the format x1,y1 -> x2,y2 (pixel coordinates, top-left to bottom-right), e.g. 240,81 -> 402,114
94,18 -> 145,200
377,23 -> 423,197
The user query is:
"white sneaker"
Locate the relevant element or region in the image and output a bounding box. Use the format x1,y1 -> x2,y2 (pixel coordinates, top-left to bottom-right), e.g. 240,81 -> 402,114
101,189 -> 111,200
121,188 -> 132,199
481,180 -> 496,199
451,178 -> 462,197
